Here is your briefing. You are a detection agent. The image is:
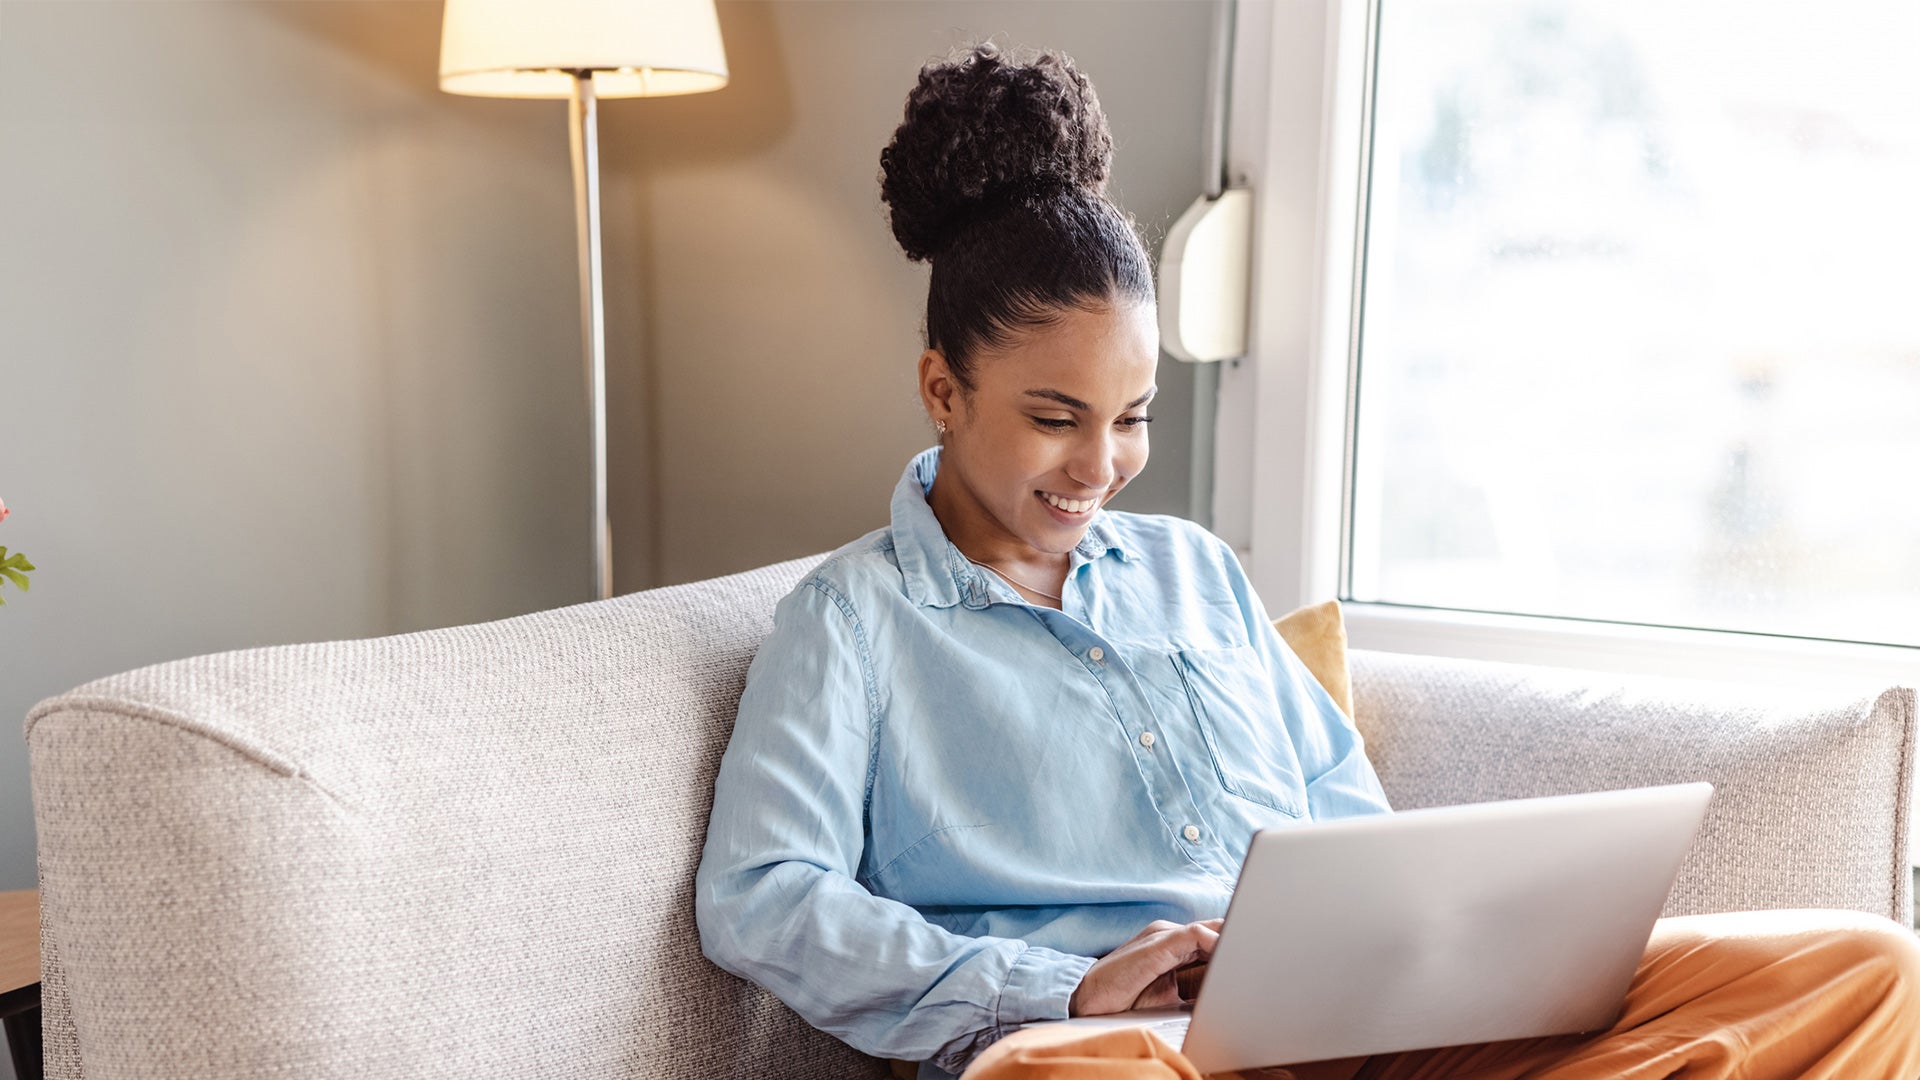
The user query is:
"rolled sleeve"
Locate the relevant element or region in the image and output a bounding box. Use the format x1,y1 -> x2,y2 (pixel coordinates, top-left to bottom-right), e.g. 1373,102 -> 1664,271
996,944 -> 1098,1030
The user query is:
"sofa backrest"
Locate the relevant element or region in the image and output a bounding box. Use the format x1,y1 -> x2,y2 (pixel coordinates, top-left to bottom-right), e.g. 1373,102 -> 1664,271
1351,648 -> 1914,924
27,554 -> 882,1080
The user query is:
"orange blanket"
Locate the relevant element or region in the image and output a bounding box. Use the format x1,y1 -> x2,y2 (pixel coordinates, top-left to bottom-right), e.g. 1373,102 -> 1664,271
962,909 -> 1920,1080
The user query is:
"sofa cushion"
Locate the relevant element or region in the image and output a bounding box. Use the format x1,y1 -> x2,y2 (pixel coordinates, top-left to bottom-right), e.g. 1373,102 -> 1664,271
1349,648 -> 1915,923
1272,599 -> 1353,721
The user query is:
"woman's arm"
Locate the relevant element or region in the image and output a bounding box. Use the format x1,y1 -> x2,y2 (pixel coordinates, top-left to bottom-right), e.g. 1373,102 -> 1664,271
694,577 -> 1094,1073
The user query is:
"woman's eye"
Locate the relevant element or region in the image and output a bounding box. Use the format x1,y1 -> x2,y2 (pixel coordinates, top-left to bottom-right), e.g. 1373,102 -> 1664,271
1031,415 -> 1153,431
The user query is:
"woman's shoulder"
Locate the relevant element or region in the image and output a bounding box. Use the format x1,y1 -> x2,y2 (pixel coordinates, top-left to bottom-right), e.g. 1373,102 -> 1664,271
775,525 -> 913,613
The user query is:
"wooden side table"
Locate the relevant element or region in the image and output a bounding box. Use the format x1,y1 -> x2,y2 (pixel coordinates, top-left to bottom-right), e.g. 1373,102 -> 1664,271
0,889 -> 40,1080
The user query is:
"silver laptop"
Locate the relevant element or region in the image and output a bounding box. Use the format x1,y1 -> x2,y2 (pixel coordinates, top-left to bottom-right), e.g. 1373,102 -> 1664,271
1027,782 -> 1714,1075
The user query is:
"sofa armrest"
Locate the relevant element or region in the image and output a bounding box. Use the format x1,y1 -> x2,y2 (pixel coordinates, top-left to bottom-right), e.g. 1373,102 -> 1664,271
24,555 -> 887,1080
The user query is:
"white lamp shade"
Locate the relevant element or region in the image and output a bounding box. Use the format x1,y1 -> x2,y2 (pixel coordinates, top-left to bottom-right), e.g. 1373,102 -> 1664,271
439,0 -> 729,99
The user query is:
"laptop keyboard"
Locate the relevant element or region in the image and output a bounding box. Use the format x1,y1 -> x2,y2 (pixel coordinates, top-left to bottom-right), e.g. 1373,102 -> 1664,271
1145,1015 -> 1192,1047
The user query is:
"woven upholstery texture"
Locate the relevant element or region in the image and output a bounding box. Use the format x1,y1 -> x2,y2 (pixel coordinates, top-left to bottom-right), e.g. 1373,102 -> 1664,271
1350,648 -> 1915,924
26,555 -> 886,1080
37,851 -> 81,1080
22,553 -> 1916,1079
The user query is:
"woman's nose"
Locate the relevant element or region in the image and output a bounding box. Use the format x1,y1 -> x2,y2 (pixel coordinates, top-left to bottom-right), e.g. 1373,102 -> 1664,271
1068,436 -> 1118,492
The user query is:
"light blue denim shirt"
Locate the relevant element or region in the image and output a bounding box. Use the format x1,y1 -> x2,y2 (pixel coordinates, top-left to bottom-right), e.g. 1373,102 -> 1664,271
695,447 -> 1392,1078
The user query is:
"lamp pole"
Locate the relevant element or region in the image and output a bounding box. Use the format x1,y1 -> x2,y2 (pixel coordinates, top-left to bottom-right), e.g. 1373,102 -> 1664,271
567,70 -> 613,601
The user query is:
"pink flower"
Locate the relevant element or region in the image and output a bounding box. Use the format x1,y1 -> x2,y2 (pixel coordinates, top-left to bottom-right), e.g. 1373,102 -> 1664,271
0,495 -> 8,524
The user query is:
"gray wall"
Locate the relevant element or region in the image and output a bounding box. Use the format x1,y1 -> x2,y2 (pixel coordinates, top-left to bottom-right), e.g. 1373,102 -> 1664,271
598,1 -> 1214,587
0,0 -> 1213,916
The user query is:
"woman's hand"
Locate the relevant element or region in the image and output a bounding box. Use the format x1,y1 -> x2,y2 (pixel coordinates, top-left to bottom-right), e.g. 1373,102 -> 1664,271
1069,918 -> 1224,1016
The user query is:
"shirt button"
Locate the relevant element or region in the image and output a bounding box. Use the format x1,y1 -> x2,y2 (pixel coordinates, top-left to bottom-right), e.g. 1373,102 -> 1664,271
1139,731 -> 1156,749
1183,824 -> 1201,842
1088,647 -> 1105,663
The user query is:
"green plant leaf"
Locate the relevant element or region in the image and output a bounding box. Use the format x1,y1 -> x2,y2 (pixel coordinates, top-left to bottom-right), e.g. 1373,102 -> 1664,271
0,547 -> 35,602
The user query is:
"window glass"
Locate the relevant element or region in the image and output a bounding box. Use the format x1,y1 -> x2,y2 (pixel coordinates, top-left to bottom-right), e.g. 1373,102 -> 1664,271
1351,0 -> 1920,647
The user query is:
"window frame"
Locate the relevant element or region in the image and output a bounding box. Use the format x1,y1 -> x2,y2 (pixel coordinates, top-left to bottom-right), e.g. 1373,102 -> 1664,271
1212,0 -> 1920,692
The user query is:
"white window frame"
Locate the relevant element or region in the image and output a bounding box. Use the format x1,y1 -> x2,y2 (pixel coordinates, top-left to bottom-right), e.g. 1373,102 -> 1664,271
1213,0 -> 1920,693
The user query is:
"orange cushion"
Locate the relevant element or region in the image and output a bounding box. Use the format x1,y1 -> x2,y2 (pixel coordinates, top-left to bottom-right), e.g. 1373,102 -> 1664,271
1272,599 -> 1353,722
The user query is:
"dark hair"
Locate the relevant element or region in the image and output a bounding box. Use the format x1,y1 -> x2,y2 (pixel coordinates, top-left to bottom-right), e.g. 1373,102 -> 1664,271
878,42 -> 1156,392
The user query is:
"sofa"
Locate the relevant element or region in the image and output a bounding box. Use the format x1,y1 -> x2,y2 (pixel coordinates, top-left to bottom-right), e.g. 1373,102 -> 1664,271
23,553 -> 1916,1079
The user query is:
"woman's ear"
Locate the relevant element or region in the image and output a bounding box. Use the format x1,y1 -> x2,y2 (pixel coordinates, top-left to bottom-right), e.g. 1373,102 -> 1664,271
918,348 -> 959,426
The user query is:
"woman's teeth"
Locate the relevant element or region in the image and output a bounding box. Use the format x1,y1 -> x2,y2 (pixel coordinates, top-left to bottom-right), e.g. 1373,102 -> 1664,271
1040,492 -> 1098,514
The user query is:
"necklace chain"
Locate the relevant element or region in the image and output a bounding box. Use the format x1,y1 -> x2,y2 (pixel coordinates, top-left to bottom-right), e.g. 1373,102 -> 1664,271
966,557 -> 1064,602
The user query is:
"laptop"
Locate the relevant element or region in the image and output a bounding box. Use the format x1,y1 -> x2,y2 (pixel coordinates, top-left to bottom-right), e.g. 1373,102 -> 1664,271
1025,782 -> 1714,1075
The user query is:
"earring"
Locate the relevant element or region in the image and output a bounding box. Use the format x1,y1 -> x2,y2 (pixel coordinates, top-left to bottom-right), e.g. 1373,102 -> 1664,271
934,419 -> 948,436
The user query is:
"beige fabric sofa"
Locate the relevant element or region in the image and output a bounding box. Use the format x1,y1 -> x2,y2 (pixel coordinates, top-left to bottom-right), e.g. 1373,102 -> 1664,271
24,554 -> 1915,1078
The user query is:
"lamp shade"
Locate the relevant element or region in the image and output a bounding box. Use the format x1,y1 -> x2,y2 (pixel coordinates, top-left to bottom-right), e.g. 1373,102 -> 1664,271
439,0 -> 729,99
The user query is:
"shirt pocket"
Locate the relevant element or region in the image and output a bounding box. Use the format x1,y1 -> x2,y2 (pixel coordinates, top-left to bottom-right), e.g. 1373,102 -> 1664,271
1174,645 -> 1308,818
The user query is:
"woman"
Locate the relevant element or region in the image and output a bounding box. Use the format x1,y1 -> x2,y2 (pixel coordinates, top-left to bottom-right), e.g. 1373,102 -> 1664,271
694,42 -> 1920,1080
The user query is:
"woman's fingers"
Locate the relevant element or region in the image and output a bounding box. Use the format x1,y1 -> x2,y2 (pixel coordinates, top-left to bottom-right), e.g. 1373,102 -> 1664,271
1074,917 -> 1231,1016
1129,922 -> 1222,1010
1174,959 -> 1209,1001
1173,921 -> 1222,1002
1193,922 -> 1220,957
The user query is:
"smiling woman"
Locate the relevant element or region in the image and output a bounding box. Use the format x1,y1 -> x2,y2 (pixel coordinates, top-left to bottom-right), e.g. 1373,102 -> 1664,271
691,40 -> 1395,1080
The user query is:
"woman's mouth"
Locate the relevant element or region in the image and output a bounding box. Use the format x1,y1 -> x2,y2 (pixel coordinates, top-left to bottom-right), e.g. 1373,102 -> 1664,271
1037,490 -> 1101,521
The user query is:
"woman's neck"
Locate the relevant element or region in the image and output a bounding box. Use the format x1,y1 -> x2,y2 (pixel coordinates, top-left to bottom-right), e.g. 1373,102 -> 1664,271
926,472 -> 1071,599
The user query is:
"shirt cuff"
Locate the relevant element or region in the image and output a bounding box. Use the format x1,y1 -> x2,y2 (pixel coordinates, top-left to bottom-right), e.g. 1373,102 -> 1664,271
995,943 -> 1099,1030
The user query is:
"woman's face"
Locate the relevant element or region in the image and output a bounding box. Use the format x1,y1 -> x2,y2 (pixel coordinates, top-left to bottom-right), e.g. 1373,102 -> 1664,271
920,299 -> 1159,558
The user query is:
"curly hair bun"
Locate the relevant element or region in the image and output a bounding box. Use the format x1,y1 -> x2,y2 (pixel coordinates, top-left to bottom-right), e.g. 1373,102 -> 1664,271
880,42 -> 1115,263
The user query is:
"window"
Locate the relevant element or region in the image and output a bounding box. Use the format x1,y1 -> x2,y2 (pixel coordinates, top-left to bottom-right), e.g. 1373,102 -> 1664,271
1351,0 -> 1920,650
1217,0 -> 1920,685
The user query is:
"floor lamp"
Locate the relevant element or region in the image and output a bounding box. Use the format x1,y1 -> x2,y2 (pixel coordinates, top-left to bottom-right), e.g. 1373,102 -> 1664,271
438,0 -> 729,601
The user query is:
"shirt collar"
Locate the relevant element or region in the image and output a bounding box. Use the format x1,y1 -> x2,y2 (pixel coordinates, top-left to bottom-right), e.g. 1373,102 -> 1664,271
889,446 -> 1136,610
